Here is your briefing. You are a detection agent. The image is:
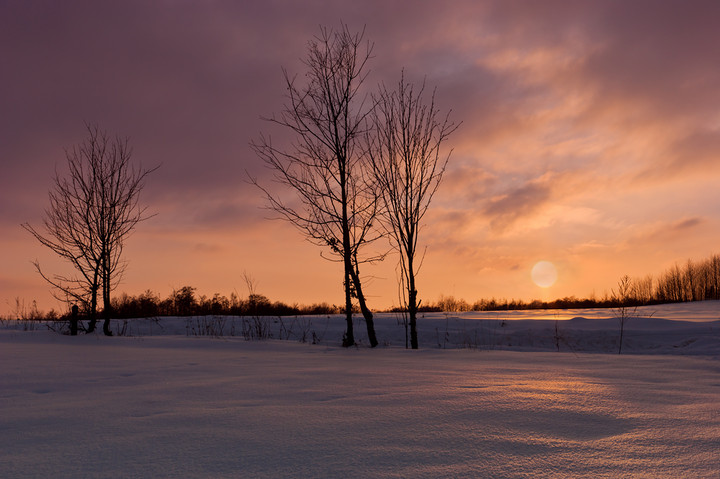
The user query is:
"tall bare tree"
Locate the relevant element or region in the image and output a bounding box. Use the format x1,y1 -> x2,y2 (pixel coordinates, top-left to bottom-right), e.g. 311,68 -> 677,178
368,71 -> 458,349
251,24 -> 382,347
23,124 -> 156,335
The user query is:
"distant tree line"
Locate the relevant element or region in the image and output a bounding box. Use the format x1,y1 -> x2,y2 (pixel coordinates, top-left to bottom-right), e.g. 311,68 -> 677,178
108,286 -> 344,319
103,251 -> 720,315
653,255 -> 720,303
414,253 -> 720,312
402,295 -> 615,313
9,253 -> 720,322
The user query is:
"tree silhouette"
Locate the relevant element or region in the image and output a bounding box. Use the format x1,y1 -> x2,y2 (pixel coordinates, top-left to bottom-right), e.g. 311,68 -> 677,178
251,24 -> 381,347
368,71 -> 458,348
612,275 -> 637,354
23,124 -> 156,335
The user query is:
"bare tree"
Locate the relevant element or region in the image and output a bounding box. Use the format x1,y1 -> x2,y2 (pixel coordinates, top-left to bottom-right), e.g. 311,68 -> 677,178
23,124 -> 156,335
612,275 -> 637,354
368,71 -> 458,349
250,24 -> 381,347
708,254 -> 720,300
631,274 -> 654,305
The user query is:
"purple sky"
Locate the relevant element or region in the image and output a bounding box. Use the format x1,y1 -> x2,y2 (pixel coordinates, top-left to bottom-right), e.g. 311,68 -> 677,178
3,1 -> 720,313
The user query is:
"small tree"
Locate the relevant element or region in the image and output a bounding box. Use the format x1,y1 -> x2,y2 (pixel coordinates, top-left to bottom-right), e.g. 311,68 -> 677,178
251,24 -> 381,347
23,124 -> 156,335
612,275 -> 637,354
368,71 -> 458,349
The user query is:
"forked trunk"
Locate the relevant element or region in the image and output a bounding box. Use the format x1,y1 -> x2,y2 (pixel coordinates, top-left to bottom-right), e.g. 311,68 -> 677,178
340,162 -> 357,348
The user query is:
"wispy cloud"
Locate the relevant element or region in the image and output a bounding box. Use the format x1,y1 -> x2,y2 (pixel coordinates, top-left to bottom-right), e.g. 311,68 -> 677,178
484,180 -> 553,232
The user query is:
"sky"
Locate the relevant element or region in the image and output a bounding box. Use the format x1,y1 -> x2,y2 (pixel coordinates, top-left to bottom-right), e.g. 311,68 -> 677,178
3,0 -> 720,314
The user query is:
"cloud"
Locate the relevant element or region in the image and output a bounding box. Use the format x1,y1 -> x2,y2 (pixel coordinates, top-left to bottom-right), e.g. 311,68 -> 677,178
484,181 -> 553,232
624,217 -> 706,250
672,218 -> 704,231
659,129 -> 720,177
193,243 -> 222,254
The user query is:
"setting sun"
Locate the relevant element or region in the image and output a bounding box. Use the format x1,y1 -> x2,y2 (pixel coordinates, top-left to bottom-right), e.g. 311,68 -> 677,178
531,261 -> 558,288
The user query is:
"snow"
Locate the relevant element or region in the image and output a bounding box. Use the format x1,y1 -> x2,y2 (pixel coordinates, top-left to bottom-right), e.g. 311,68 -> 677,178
1,302 -> 719,477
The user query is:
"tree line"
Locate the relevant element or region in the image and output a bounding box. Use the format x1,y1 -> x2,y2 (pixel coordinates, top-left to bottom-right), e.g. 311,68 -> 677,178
412,253 -> 720,312
8,252 -> 720,323
109,286 -> 344,319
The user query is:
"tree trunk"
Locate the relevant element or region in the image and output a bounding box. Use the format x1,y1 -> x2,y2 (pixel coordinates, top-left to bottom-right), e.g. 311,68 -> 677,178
102,255 -> 113,336
86,275 -> 99,333
349,264 -> 378,347
408,266 -> 419,350
102,316 -> 112,336
342,262 -> 355,347
341,208 -> 354,347
339,158 -> 357,348
70,305 -> 79,336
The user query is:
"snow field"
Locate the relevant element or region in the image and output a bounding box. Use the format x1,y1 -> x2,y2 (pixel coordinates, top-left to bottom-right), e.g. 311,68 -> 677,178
1,323 -> 719,478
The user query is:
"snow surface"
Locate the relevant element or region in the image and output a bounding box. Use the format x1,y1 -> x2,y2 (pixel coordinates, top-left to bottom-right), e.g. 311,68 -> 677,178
1,302 -> 719,478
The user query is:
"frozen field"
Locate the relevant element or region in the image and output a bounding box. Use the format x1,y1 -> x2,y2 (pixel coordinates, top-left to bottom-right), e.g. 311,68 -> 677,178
1,302 -> 719,477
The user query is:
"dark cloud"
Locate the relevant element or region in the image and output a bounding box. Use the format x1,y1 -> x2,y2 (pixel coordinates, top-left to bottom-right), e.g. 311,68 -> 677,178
6,1 -> 719,218
483,180 -> 553,231
583,1 -> 720,115
670,217 -> 704,232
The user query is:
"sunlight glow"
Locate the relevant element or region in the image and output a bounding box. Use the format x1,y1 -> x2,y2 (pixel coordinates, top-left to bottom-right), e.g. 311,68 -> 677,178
531,261 -> 558,288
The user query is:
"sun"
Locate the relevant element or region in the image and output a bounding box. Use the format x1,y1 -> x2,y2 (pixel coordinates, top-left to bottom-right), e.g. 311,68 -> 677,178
531,261 -> 558,288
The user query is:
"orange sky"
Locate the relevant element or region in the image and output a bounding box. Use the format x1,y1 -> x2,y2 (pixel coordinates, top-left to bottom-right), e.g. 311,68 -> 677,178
3,1 -> 720,314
